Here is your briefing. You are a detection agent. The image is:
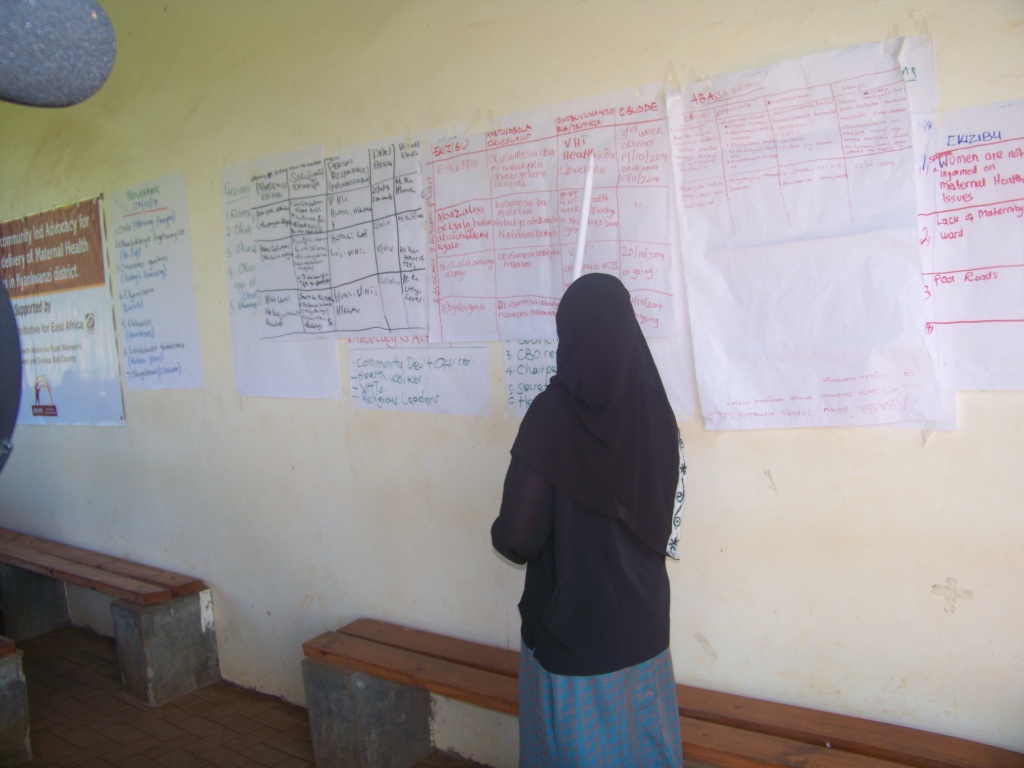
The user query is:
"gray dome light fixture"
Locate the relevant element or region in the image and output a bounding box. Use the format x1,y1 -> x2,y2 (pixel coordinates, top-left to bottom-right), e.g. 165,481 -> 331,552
0,0 -> 116,107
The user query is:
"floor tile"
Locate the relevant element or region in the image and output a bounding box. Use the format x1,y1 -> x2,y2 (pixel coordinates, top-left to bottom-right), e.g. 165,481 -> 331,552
17,627 -> 491,768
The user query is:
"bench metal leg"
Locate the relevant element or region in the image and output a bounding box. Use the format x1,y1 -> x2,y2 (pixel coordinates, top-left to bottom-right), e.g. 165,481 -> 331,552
302,657 -> 433,768
111,589 -> 220,706
0,565 -> 70,642
0,647 -> 31,766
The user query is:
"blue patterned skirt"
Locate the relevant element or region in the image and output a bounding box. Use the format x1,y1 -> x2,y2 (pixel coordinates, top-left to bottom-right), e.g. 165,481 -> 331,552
518,644 -> 683,767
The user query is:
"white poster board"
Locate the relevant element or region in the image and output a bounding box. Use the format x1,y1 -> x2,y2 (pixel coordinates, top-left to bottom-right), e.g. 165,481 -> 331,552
668,41 -> 943,429
109,173 -> 204,389
349,335 -> 490,416
250,140 -> 427,339
426,84 -> 681,342
222,161 -> 341,399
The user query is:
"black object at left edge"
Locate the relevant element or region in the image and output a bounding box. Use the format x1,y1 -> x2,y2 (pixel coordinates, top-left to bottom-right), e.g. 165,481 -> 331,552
0,280 -> 22,474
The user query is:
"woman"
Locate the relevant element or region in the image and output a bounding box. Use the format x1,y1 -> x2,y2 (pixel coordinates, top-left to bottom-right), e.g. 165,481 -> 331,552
491,273 -> 684,767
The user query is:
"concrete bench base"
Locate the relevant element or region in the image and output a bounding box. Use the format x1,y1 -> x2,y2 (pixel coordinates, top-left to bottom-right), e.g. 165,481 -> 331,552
112,590 -> 220,707
0,564 -> 219,707
0,646 -> 31,766
303,657 -> 432,768
0,564 -> 70,641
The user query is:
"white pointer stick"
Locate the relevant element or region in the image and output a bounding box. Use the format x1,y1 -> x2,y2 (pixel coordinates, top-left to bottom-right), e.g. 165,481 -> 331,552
571,154 -> 595,282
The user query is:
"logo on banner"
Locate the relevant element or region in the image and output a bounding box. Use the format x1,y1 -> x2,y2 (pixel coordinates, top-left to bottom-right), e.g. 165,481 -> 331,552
31,375 -> 58,417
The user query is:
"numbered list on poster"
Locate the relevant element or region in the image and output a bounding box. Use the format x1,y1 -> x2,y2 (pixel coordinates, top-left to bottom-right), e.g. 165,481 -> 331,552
110,174 -> 203,389
916,98 -> 1024,390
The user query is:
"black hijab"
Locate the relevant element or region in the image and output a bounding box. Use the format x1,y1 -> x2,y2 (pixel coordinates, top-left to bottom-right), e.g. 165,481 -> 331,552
511,273 -> 678,555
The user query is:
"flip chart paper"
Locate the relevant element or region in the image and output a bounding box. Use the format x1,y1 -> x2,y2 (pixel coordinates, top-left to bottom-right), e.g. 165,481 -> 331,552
222,161 -> 341,400
503,194 -> 698,421
348,335 -> 490,416
1,197 -> 125,425
649,205 -> 699,422
504,336 -> 697,422
503,339 -> 558,418
668,41 -> 942,430
426,84 -> 680,342
915,98 -> 1024,390
649,334 -> 698,423
897,36 -> 939,117
896,36 -> 958,430
109,173 -> 203,389
250,140 -> 427,339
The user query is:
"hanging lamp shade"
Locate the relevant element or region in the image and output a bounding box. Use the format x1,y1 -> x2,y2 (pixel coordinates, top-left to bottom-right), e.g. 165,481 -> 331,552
0,0 -> 116,107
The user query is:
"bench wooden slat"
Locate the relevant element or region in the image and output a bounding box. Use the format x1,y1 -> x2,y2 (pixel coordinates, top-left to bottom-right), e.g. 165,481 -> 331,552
303,631 -> 520,715
333,619 -> 1023,768
678,685 -> 1024,768
0,541 -> 172,605
85,558 -> 205,597
0,528 -> 205,597
340,618 -> 520,678
680,717 -> 910,768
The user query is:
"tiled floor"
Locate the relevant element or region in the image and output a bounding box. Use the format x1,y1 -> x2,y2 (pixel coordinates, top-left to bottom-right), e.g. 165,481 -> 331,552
17,627 -> 489,768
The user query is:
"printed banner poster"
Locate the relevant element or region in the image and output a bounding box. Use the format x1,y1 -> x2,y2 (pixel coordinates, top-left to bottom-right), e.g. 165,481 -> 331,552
0,197 -> 125,426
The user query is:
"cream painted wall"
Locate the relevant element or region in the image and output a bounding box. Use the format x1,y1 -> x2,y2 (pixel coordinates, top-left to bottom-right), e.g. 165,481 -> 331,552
1,1 -> 1022,762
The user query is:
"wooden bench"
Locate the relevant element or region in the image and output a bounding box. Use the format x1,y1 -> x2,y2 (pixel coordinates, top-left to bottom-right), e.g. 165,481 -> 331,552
303,618 -> 1024,768
0,634 -> 30,764
0,527 -> 206,605
0,526 -> 219,706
